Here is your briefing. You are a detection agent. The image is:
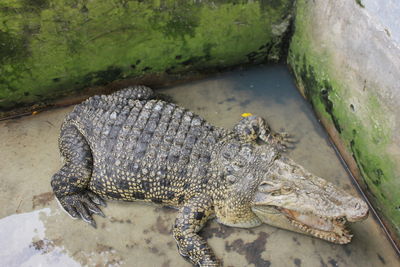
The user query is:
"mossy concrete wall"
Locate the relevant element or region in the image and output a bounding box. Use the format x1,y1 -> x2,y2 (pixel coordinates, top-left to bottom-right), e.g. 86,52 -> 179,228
0,0 -> 293,112
288,0 -> 400,246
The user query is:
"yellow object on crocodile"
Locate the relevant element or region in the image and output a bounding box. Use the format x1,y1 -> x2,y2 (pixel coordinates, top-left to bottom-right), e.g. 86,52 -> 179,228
241,112 -> 253,118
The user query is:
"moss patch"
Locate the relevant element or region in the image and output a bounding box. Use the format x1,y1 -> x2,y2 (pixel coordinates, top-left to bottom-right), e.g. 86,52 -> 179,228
0,0 -> 294,111
355,0 -> 365,8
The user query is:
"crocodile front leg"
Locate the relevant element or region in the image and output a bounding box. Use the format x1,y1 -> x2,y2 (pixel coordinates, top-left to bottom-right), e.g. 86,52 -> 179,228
51,124 -> 105,227
173,197 -> 220,267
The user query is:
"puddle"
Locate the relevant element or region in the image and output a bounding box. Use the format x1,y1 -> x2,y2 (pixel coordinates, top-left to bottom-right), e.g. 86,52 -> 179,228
0,65 -> 398,266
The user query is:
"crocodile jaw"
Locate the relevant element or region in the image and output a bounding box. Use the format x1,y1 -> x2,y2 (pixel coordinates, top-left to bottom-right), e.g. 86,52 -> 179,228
250,156 -> 369,244
251,206 -> 353,244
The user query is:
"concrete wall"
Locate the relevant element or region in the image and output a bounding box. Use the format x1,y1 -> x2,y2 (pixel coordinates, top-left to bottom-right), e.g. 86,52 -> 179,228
0,0 -> 294,113
288,0 -> 400,245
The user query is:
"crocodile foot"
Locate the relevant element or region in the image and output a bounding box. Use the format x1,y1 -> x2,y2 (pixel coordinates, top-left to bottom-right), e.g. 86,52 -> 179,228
266,131 -> 297,152
57,191 -> 106,228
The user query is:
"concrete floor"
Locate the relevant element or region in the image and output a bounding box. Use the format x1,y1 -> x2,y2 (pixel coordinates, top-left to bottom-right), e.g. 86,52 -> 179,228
0,65 -> 398,266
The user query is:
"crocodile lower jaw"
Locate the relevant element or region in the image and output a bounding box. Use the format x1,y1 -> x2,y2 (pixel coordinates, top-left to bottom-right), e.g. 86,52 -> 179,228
281,208 -> 353,244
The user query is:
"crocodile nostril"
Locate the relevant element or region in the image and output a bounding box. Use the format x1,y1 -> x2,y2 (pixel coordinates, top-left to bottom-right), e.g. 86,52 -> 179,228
346,199 -> 369,222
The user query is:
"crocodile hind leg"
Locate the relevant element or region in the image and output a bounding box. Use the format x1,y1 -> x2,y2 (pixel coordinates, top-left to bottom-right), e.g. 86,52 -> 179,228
173,197 -> 220,267
51,124 -> 105,227
233,114 -> 295,151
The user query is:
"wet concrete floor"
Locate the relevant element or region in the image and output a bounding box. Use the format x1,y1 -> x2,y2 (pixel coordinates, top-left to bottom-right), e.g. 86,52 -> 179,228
0,65 -> 399,266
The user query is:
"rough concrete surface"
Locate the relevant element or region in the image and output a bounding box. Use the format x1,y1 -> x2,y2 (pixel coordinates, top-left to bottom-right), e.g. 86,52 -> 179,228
1,66 -> 398,266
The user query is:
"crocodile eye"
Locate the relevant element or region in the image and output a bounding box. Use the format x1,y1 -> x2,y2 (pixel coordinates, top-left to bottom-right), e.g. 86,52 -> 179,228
259,181 -> 277,192
271,191 -> 281,196
281,186 -> 293,194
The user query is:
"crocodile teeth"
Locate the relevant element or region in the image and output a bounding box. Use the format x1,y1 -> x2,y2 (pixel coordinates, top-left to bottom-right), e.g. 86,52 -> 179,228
286,211 -> 352,244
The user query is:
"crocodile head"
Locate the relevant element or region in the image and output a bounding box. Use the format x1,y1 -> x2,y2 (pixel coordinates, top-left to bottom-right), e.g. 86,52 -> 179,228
251,154 -> 369,244
218,142 -> 368,244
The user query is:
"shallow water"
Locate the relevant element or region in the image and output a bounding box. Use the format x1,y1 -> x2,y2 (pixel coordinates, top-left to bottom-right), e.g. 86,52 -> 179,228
0,65 -> 398,267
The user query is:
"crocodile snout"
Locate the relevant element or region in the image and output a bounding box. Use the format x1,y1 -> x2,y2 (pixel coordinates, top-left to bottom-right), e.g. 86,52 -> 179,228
345,197 -> 369,222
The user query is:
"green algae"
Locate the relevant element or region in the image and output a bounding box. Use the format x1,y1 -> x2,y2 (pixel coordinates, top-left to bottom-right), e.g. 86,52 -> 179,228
355,0 -> 365,8
290,50 -> 400,238
0,0 -> 293,110
288,0 -> 400,239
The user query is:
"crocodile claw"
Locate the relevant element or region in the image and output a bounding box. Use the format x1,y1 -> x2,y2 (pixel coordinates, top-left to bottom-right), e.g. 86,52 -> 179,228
88,191 -> 107,207
272,132 -> 297,151
57,191 -> 105,228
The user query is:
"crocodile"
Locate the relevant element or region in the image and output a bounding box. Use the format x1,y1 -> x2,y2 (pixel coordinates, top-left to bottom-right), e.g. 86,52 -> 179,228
51,86 -> 369,266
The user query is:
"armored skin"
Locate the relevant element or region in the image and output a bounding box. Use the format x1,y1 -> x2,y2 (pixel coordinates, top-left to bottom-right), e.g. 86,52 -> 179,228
51,86 -> 369,267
